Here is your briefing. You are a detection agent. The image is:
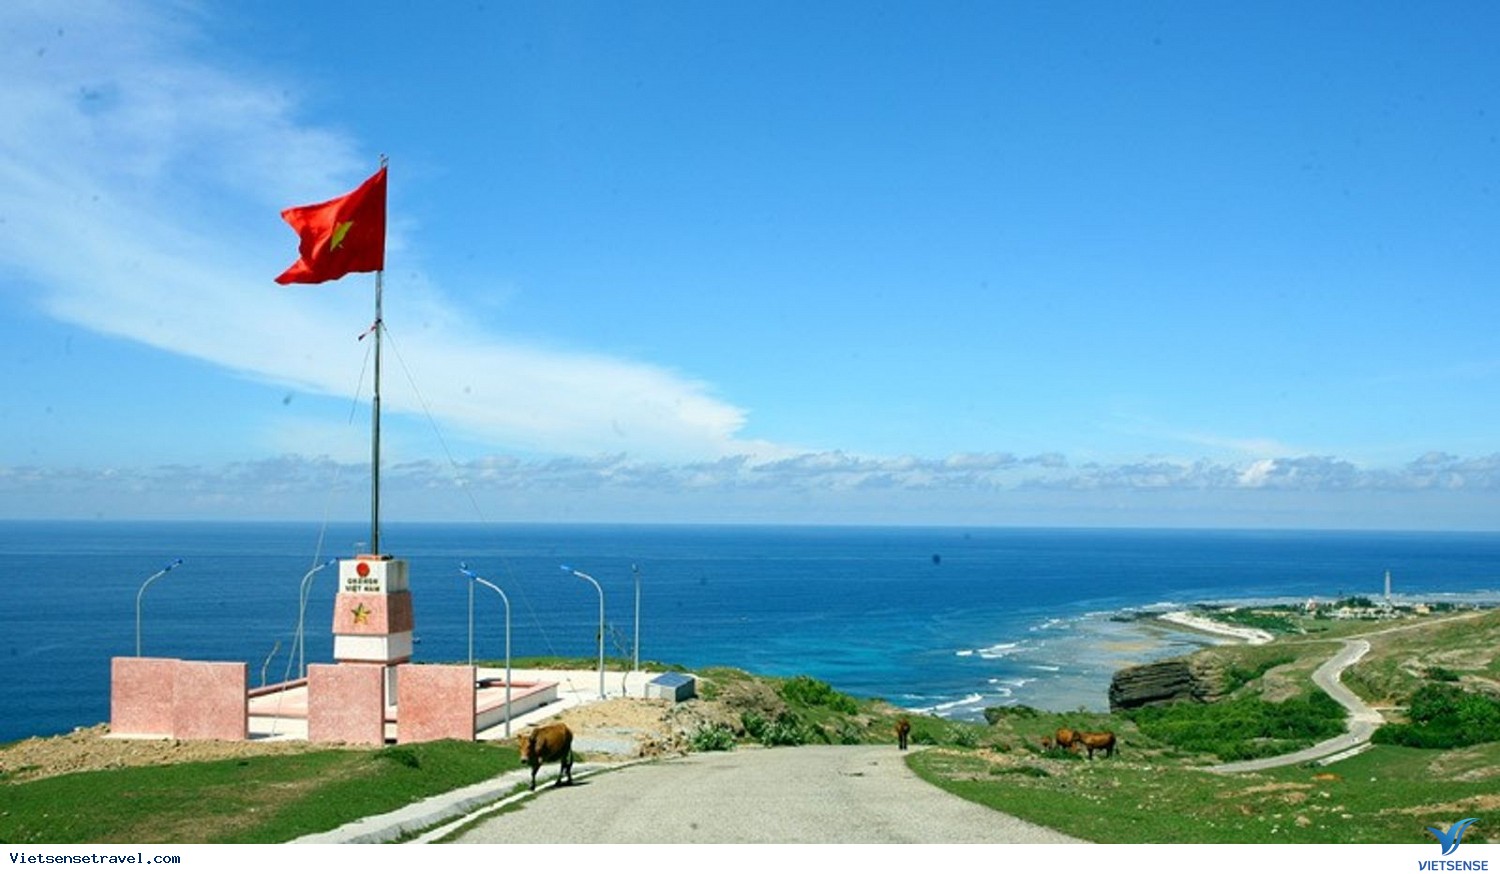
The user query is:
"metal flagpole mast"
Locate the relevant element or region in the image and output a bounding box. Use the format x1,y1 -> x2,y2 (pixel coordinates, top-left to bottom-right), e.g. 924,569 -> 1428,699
370,155 -> 388,557
371,268 -> 382,556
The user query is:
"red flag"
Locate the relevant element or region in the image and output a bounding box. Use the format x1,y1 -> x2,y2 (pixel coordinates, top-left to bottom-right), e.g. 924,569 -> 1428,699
275,167 -> 387,285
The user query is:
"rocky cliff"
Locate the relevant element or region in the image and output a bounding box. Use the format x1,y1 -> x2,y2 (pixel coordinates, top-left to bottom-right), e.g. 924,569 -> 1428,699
1107,657 -> 1222,711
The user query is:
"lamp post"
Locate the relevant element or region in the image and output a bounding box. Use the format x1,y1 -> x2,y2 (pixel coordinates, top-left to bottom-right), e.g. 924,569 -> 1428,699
559,565 -> 606,700
459,564 -> 512,737
134,559 -> 184,657
295,558 -> 338,678
631,563 -> 641,673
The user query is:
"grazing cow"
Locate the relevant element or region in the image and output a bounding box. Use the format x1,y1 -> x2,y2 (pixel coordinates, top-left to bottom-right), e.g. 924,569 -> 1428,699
1053,727 -> 1081,752
895,717 -> 911,750
1039,735 -> 1055,751
520,723 -> 574,790
1076,730 -> 1117,760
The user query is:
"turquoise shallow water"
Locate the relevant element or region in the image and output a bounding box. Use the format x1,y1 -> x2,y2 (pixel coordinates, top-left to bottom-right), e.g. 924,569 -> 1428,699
3,521 -> 1498,742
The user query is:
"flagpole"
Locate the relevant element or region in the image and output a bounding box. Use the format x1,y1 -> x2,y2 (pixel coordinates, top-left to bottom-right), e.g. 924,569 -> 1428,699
371,268 -> 382,556
370,155 -> 388,557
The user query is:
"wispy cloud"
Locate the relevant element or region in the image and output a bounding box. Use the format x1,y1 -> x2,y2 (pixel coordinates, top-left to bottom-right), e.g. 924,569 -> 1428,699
0,2 -> 767,463
1101,410 -> 1307,460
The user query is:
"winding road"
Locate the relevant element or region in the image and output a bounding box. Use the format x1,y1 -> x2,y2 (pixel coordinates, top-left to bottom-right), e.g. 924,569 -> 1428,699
1207,638 -> 1383,773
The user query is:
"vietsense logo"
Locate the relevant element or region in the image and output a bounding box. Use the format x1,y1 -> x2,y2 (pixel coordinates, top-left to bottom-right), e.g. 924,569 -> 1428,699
1418,819 -> 1487,872
1429,819 -> 1480,856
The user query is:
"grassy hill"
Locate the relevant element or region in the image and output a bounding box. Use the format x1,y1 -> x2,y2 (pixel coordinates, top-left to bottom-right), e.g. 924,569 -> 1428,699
3,612 -> 1496,844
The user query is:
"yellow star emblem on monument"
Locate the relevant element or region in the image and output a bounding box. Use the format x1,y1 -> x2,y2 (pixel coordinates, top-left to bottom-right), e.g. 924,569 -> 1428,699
351,602 -> 371,625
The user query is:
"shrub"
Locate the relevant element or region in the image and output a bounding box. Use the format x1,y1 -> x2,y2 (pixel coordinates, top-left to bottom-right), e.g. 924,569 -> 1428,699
740,711 -> 767,739
780,676 -> 859,714
758,712 -> 807,746
984,704 -> 1039,724
1208,610 -> 1300,635
1221,655 -> 1296,694
688,724 -> 737,752
1374,684 -> 1500,749
1130,691 -> 1345,761
949,725 -> 980,748
911,725 -> 941,746
741,710 -> 805,746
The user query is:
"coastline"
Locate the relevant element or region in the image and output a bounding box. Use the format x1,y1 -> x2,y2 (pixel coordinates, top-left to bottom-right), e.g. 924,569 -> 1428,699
1149,610 -> 1275,645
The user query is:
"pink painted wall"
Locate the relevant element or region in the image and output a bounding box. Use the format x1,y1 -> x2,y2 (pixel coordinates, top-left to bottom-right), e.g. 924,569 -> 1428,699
308,663 -> 387,746
172,661 -> 247,741
396,664 -> 475,743
110,657 -> 177,736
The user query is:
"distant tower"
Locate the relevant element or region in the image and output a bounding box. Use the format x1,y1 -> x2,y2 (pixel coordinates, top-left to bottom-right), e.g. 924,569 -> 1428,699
1384,569 -> 1393,602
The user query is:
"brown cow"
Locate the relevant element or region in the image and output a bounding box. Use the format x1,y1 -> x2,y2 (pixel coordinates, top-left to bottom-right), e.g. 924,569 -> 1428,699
1076,730 -> 1117,760
1053,727 -> 1081,752
520,723 -> 575,790
895,717 -> 911,750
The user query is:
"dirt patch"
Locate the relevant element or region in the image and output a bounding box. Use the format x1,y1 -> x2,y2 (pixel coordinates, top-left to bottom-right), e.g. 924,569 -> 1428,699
1217,781 -> 1310,799
518,695 -> 748,759
1391,794 -> 1500,817
0,725 -> 335,785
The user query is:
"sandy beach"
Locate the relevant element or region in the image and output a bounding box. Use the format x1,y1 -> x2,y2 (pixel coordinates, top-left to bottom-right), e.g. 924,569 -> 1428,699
1155,611 -> 1274,645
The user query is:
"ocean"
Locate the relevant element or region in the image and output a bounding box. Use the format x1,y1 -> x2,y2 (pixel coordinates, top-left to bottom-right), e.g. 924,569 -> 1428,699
3,521 -> 1499,744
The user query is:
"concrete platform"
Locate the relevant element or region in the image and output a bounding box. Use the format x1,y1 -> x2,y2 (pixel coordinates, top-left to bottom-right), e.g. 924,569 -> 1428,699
242,667 -> 660,742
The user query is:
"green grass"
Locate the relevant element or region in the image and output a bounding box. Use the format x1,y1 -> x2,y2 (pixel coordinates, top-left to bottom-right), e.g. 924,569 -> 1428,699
0,741 -> 521,844
1343,611 -> 1500,703
906,742 -> 1500,843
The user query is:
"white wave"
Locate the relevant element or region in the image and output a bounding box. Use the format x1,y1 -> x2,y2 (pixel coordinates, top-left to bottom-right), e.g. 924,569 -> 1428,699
913,692 -> 986,714
977,641 -> 1026,659
1032,664 -> 1062,672
955,649 -> 975,657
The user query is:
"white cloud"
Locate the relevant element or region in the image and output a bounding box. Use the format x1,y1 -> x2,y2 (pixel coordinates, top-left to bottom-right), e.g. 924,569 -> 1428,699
1238,458 -> 1277,488
0,2 -> 768,465
7,449 -> 1500,527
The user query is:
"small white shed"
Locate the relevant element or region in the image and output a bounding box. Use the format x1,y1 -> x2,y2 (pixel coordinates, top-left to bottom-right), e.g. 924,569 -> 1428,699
646,672 -> 697,702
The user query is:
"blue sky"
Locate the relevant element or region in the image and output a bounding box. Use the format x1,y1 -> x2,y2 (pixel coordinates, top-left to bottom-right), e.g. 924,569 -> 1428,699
2,1 -> 1499,529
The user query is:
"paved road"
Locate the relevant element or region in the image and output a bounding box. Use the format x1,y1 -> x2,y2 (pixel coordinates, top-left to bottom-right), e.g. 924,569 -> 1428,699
1208,638 -> 1383,773
448,745 -> 1083,844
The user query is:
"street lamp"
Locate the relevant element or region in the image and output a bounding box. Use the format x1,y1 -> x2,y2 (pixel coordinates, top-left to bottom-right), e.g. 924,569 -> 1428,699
134,559 -> 184,657
631,563 -> 641,673
459,563 -> 513,737
295,558 -> 338,678
559,565 -> 606,700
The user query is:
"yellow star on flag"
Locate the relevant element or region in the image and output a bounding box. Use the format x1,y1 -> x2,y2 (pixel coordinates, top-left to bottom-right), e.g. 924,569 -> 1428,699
329,220 -> 354,251
351,602 -> 372,625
